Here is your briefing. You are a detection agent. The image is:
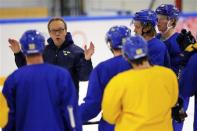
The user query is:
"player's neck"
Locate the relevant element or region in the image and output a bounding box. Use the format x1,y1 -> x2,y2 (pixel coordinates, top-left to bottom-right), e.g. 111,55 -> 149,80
143,35 -> 154,41
113,50 -> 122,56
161,28 -> 175,40
132,61 -> 151,70
26,54 -> 44,65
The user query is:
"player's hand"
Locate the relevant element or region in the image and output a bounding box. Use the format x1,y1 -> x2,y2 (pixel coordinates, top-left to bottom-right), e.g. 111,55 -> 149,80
8,38 -> 21,54
84,41 -> 95,60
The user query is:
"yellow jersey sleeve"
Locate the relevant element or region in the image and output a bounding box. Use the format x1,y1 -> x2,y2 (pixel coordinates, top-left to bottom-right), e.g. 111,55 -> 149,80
102,75 -> 125,124
0,93 -> 9,128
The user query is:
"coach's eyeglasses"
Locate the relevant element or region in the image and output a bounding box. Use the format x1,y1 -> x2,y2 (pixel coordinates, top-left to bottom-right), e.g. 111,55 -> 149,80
50,28 -> 65,34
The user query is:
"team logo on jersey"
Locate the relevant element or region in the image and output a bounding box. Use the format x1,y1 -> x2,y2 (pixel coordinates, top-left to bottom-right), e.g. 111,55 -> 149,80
63,50 -> 71,56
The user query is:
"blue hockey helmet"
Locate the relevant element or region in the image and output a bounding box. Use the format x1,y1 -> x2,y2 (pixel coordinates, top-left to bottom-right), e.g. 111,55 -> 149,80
105,25 -> 131,49
122,35 -> 148,61
155,4 -> 180,19
20,30 -> 45,55
133,9 -> 158,27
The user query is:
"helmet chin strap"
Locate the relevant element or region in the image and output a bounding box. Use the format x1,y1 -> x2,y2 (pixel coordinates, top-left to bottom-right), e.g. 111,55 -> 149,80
160,20 -> 174,40
163,20 -> 173,33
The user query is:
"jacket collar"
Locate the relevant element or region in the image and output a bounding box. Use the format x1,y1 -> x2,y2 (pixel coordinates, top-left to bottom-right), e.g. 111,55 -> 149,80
47,32 -> 74,49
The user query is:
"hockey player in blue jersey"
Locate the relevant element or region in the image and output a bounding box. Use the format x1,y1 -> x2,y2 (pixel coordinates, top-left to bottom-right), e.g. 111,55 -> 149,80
155,4 -> 187,131
79,25 -> 131,131
2,30 -> 82,131
132,9 -> 171,67
177,29 -> 197,131
155,4 -> 181,76
180,48 -> 197,131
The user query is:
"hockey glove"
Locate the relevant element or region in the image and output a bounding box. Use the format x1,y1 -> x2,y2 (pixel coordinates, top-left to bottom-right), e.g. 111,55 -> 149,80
172,97 -> 187,123
176,29 -> 196,51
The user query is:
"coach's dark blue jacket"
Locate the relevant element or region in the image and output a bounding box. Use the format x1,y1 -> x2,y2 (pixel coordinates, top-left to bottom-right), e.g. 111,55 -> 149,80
15,32 -> 93,92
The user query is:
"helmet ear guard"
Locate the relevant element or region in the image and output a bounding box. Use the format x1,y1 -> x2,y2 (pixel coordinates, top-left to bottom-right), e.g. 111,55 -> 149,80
20,30 -> 45,55
122,52 -> 131,63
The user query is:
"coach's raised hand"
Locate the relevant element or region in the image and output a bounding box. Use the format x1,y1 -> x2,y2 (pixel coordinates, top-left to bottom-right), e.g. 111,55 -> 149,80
8,38 -> 21,54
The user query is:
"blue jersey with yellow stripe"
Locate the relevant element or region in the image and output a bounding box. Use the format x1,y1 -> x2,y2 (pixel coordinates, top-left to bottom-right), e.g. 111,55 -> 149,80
2,64 -> 82,131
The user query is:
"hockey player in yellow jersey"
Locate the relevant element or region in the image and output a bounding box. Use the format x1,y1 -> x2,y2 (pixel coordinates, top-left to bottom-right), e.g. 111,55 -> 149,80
0,93 -> 9,128
102,35 -> 178,131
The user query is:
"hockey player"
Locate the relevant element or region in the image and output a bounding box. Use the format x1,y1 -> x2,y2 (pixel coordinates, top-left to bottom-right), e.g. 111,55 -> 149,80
79,25 -> 131,131
0,93 -> 9,128
155,4 -> 188,131
8,17 -> 94,95
132,9 -> 170,67
102,35 -> 178,131
155,4 -> 181,75
177,29 -> 197,131
2,30 -> 82,131
180,52 -> 197,131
